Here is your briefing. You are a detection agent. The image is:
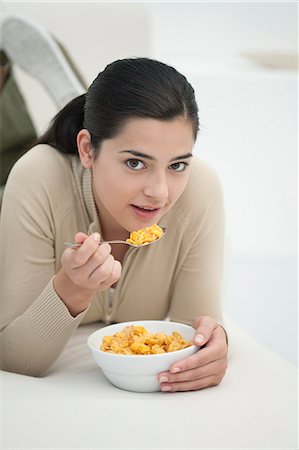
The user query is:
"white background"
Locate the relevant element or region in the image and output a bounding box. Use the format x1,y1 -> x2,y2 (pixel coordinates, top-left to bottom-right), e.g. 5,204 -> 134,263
1,1 -> 298,364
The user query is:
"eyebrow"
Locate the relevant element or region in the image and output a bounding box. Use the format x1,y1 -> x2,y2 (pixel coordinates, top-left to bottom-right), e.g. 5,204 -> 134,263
118,150 -> 193,162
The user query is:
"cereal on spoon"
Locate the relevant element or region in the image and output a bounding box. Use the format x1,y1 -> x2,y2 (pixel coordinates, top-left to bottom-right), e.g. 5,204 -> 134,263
126,224 -> 164,246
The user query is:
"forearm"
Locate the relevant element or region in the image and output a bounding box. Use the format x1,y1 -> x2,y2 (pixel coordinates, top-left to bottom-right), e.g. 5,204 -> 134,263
0,279 -> 87,376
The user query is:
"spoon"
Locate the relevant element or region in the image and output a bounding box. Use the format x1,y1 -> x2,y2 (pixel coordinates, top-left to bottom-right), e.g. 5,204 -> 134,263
64,227 -> 167,248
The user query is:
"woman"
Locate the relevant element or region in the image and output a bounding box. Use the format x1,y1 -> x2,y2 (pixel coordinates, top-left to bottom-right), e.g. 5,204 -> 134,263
0,57 -> 228,391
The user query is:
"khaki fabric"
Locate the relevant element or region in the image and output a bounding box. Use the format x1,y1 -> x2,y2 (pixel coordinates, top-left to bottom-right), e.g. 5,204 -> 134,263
0,70 -> 37,197
0,145 -> 225,376
0,37 -> 87,205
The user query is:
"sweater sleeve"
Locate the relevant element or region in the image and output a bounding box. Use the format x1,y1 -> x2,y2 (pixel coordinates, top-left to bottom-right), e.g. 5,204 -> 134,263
168,160 -> 225,327
0,147 -> 88,376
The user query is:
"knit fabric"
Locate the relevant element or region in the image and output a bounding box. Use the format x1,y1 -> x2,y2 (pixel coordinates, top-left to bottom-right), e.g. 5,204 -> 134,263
0,144 -> 225,375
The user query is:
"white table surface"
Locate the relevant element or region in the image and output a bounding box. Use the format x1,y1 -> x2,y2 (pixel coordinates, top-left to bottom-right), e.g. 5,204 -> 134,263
1,319 -> 297,450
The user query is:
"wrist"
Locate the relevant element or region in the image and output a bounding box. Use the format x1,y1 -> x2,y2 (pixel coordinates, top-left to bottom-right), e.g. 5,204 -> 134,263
53,268 -> 94,317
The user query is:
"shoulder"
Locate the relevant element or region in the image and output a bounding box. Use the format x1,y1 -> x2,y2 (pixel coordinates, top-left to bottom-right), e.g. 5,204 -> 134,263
5,144 -> 78,200
7,144 -> 73,185
180,156 -> 223,210
187,156 -> 223,196
3,144 -> 80,216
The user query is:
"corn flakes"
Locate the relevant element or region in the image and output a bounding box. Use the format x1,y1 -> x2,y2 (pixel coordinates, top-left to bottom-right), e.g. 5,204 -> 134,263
101,325 -> 192,355
126,224 -> 163,246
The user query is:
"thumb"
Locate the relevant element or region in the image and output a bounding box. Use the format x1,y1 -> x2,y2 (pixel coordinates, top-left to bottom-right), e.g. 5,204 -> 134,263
74,232 -> 91,245
192,316 -> 218,346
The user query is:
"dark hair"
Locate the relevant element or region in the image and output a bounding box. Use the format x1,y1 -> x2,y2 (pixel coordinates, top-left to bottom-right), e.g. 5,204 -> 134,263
36,57 -> 199,155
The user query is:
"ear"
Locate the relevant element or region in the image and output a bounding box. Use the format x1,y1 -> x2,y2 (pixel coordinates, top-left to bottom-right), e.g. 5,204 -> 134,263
77,129 -> 93,169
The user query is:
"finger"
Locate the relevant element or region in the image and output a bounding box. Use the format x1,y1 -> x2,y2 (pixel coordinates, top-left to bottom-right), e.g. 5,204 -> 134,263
158,358 -> 227,384
167,339 -> 225,374
77,243 -> 112,277
67,242 -> 115,288
109,260 -> 122,284
99,260 -> 122,289
192,316 -> 218,346
160,374 -> 224,393
74,232 -> 89,245
88,253 -> 115,285
73,233 -> 102,267
207,325 -> 229,350
89,259 -> 121,290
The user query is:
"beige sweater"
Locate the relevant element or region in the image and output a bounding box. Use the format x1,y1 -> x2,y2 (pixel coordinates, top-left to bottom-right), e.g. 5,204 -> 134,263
0,145 -> 225,376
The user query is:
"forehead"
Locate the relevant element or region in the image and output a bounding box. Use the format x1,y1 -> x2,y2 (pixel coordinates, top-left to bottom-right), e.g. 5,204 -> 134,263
111,117 -> 195,154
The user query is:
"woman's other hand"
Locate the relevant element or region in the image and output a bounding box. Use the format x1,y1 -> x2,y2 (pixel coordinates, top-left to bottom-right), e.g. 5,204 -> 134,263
53,232 -> 122,316
157,316 -> 228,392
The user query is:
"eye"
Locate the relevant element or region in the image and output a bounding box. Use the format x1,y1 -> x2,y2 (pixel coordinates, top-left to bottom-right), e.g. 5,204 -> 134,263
126,159 -> 145,170
169,162 -> 188,172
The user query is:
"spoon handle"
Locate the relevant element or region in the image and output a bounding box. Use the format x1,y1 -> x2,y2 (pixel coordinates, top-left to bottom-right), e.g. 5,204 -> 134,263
64,227 -> 166,249
64,240 -> 132,247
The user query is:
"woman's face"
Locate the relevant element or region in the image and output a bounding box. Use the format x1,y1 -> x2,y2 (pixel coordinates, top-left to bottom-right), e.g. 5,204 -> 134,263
89,117 -> 195,235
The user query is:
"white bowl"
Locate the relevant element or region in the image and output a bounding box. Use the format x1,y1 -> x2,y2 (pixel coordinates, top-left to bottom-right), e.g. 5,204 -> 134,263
87,320 -> 199,392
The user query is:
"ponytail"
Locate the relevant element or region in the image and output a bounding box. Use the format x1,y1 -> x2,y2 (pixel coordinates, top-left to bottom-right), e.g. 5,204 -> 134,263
34,93 -> 86,154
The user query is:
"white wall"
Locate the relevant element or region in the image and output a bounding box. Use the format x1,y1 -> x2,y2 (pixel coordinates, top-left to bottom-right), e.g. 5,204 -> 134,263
1,1 -> 151,131
1,1 -> 298,364
2,1 -> 151,82
145,2 -> 298,365
146,1 -> 297,260
147,1 -> 297,58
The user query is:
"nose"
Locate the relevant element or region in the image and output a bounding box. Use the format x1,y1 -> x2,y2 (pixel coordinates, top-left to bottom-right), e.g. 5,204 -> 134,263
143,170 -> 169,202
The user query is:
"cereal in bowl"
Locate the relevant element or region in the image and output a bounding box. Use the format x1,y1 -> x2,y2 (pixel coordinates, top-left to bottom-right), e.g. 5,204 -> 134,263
100,325 -> 192,355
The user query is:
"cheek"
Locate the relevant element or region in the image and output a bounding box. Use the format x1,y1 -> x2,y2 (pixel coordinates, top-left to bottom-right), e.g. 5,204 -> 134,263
92,171 -> 119,206
94,171 -> 139,203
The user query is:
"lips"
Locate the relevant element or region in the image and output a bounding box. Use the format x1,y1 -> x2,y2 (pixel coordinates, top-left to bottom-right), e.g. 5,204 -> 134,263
136,206 -> 158,210
130,204 -> 162,220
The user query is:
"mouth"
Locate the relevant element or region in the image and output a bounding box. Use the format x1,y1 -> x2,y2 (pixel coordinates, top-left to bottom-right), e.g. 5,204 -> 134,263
130,204 -> 163,220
